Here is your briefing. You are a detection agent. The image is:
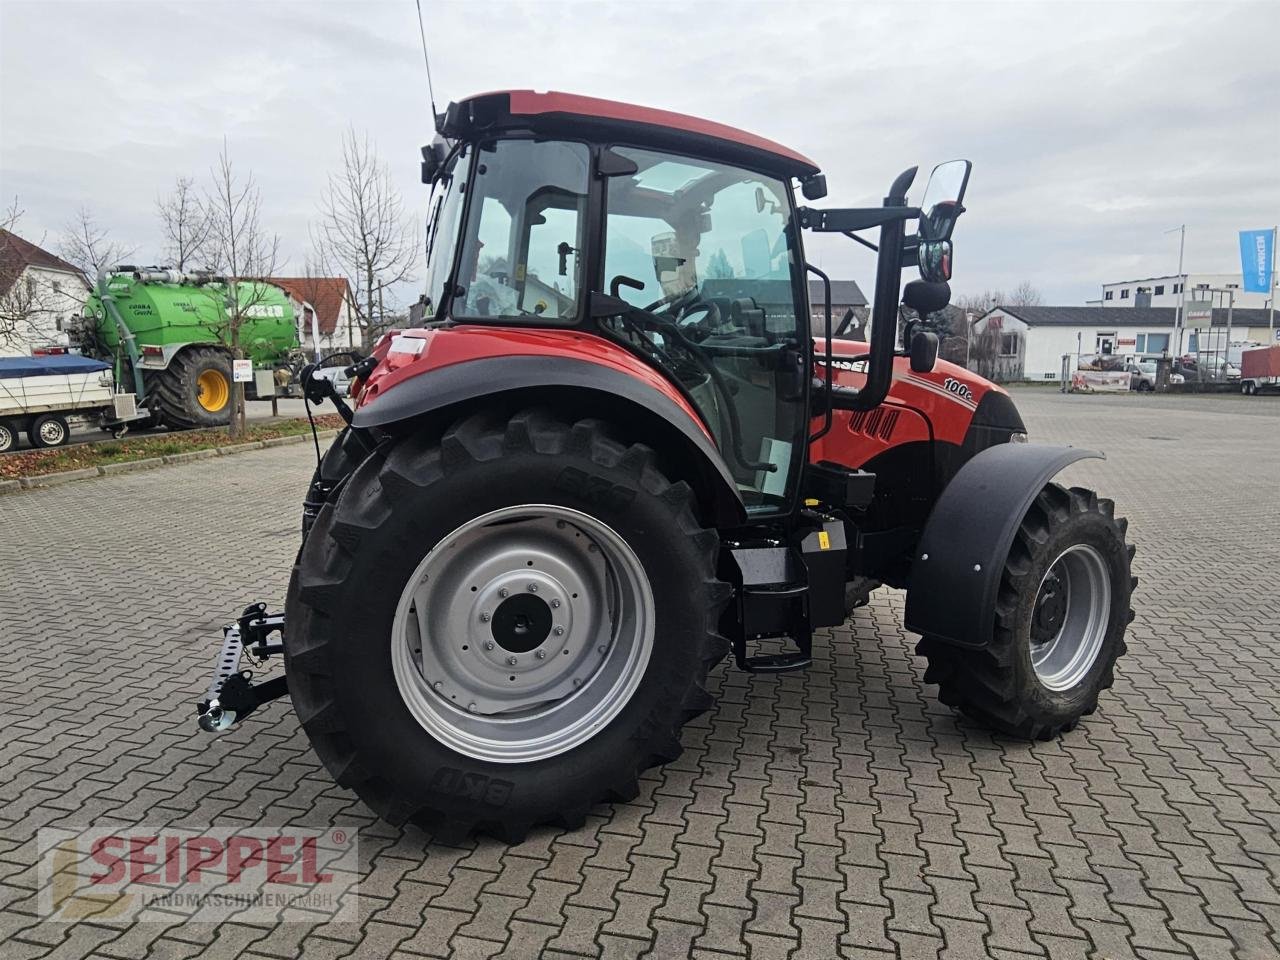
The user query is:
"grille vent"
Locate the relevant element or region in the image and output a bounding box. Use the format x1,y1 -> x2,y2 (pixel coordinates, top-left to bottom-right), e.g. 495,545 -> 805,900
848,408 -> 899,441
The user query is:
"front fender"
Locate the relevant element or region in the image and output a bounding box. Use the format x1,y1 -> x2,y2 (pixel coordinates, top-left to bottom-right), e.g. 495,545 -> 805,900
352,354 -> 747,528
903,443 -> 1103,648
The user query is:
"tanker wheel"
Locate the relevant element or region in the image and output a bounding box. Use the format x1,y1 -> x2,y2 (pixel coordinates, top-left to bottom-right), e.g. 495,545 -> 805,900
151,346 -> 233,429
285,408 -> 730,841
29,414 -> 70,448
0,419 -> 16,453
917,483 -> 1136,740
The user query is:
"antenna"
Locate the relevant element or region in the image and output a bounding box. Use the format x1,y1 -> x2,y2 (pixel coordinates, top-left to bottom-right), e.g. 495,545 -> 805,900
414,0 -> 440,131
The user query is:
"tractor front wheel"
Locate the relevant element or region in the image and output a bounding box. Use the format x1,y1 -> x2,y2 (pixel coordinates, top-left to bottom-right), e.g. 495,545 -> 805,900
151,346 -> 233,429
285,409 -> 729,840
918,483 -> 1135,740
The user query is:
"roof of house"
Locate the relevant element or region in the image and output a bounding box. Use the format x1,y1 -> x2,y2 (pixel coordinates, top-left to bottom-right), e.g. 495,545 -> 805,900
985,305 -> 1278,329
270,277 -> 353,335
807,279 -> 867,307
0,228 -> 86,296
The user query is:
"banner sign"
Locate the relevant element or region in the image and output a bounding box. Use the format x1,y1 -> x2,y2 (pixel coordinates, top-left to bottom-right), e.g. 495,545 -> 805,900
1071,370 -> 1130,393
1239,229 -> 1275,294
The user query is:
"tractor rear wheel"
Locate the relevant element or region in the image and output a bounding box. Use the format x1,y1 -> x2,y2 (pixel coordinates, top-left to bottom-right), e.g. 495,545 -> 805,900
151,346 -> 233,429
917,483 -> 1135,740
285,408 -> 729,840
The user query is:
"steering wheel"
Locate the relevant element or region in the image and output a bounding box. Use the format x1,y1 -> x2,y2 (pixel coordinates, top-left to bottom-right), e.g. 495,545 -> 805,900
675,298 -> 722,331
643,285 -> 700,317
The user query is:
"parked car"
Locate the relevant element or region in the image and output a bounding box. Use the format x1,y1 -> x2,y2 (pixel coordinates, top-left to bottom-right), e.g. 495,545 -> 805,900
1175,355 -> 1239,382
1125,360 -> 1156,391
1123,359 -> 1182,390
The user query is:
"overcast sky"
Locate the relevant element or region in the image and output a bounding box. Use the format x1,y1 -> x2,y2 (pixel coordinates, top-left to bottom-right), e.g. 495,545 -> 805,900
3,0 -> 1278,308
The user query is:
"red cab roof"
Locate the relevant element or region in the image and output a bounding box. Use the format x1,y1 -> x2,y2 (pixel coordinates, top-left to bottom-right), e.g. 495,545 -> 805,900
445,90 -> 820,179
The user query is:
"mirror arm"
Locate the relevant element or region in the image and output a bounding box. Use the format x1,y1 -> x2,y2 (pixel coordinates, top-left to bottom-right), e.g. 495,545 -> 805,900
842,230 -> 878,253
798,205 -> 921,233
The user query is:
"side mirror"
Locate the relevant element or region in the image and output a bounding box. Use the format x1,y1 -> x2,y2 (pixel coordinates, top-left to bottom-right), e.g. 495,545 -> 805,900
420,140 -> 446,183
918,159 -> 971,243
801,173 -> 827,200
918,239 -> 952,283
910,331 -> 940,373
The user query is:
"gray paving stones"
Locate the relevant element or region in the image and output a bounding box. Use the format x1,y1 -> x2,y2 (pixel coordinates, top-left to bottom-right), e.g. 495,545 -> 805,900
1,389 -> 1278,957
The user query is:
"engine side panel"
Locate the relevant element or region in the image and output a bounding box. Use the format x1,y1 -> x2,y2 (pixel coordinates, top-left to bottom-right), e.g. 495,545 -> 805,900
810,339 -> 1008,468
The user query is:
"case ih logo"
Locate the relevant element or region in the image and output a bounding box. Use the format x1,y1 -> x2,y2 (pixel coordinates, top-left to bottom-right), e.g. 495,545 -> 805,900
38,826 -> 359,923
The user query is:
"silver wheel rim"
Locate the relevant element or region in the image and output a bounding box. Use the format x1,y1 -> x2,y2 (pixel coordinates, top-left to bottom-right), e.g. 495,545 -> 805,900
390,504 -> 655,763
1028,543 -> 1112,691
39,420 -> 64,444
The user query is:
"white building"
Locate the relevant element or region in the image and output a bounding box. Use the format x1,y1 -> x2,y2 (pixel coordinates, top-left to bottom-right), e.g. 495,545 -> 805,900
270,277 -> 359,355
0,229 -> 92,356
974,305 -> 1280,381
1087,273 -> 1275,310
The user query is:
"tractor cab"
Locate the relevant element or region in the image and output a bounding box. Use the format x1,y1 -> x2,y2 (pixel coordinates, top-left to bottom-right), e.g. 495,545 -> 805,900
415,91 -> 968,518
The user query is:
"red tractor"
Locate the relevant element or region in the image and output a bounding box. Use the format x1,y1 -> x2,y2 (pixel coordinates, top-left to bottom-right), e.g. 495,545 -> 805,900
197,91 -> 1135,841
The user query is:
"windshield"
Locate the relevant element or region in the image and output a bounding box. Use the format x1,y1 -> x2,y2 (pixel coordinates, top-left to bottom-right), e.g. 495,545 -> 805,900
600,146 -> 807,513
452,139 -> 591,322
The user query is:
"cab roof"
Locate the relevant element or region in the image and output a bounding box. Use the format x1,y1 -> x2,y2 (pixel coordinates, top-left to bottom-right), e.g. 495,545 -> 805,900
440,90 -> 821,180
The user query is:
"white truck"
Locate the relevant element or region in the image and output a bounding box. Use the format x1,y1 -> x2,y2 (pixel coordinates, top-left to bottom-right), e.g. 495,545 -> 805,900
0,353 -> 141,452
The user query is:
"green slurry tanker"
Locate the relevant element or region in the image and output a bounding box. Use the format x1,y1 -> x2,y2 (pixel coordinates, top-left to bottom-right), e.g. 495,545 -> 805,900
82,268 -> 300,429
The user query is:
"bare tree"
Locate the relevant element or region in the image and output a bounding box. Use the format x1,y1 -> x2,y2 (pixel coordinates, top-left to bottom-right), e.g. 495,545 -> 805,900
3,202 -> 79,350
157,176 -> 215,270
314,128 -> 417,341
2,196 -> 24,233
203,139 -> 282,438
58,206 -> 133,280
1008,281 -> 1043,307
0,256 -> 54,351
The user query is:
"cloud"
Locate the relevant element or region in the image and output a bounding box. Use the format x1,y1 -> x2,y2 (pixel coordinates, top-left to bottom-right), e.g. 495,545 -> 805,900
2,0 -> 1277,308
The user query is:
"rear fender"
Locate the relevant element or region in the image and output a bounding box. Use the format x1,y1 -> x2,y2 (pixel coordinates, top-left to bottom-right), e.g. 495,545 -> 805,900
351,355 -> 747,528
903,444 -> 1102,648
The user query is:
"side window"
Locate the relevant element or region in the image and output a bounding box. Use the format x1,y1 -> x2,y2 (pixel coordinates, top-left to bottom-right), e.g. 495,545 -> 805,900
420,145 -> 470,321
454,140 -> 590,322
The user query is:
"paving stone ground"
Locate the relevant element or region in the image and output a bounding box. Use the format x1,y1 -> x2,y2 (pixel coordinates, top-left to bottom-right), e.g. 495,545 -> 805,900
1,388 -> 1278,959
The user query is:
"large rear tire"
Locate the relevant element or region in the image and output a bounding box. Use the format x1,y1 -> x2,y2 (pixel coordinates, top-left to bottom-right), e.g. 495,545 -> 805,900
917,483 -> 1135,740
150,346 -> 233,429
285,408 -> 729,840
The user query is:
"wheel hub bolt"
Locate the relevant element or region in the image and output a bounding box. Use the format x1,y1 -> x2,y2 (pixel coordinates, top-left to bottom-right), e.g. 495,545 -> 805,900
550,599 -> 561,609
536,650 -> 546,660
480,612 -> 490,622
507,656 -> 518,666
528,584 -> 538,593
573,678 -> 582,687
485,641 -> 495,650
499,588 -> 509,598
433,682 -> 442,690
467,702 -> 477,712
554,626 -> 565,636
